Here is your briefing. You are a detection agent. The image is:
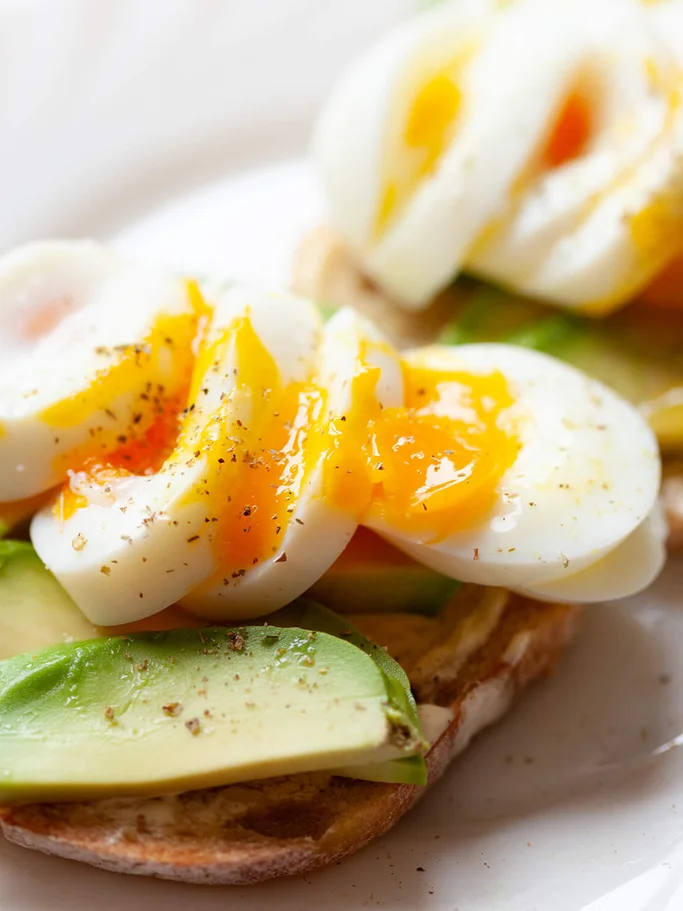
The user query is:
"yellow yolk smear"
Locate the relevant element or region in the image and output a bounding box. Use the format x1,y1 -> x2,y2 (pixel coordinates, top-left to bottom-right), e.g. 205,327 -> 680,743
375,49 -> 475,239
177,314 -> 329,584
52,281 -> 211,522
178,319 -> 389,591
322,342 -> 385,516
629,196 -> 683,296
365,364 -> 518,542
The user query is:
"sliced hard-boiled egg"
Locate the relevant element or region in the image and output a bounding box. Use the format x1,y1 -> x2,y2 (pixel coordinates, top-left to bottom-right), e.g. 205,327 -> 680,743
31,289 -> 403,626
0,240 -> 202,501
470,0 -> 683,312
316,0 -> 583,307
179,305 -> 403,618
513,503 -> 666,604
314,0 -> 683,313
363,343 -> 663,601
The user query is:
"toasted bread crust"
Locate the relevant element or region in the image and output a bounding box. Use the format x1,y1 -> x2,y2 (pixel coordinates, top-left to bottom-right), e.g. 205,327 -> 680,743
0,593 -> 582,885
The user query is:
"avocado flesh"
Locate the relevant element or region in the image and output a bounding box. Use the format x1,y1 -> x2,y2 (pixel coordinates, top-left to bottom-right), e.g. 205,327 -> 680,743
439,278 -> 683,452
273,600 -> 428,785
0,625 -> 426,804
0,541 -> 98,659
307,529 -> 459,616
0,547 -> 428,793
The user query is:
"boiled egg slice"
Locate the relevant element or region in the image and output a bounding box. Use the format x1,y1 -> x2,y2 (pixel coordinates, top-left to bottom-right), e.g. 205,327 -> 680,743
363,343 -> 662,601
470,0 -> 683,312
179,305 -> 403,619
315,0 -> 583,308
315,0 -> 683,314
513,503 -> 666,604
0,240 -> 202,501
31,290 -> 402,625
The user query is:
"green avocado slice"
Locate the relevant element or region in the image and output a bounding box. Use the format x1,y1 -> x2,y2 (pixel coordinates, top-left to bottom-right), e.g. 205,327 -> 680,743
0,541 -> 98,659
0,623 -> 427,804
272,600 -> 428,785
0,545 -> 429,795
307,528 -> 459,616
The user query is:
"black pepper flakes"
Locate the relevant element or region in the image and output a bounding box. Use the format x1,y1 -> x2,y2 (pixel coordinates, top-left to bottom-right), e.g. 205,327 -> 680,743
185,718 -> 201,736
162,702 -> 183,717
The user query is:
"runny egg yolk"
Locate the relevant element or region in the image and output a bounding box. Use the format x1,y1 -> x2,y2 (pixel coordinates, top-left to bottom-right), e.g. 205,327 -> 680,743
375,49 -> 474,238
365,364 -> 518,541
186,322 -> 389,583
53,281 -> 211,521
176,314 -> 328,582
49,301 -> 519,569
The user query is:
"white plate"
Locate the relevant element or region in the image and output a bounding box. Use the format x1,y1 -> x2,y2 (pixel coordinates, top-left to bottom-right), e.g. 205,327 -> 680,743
3,3 -> 683,909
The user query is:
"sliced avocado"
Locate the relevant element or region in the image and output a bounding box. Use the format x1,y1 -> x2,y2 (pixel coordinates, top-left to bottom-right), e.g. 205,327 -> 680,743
0,541 -> 98,659
307,528 -> 460,616
0,548 -> 428,791
273,599 -> 427,785
0,623 -> 426,804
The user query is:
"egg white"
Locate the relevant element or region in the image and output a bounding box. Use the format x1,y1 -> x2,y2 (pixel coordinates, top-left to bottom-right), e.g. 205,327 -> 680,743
30,287 -> 322,625
470,0 -> 682,310
31,291 -> 404,626
315,0 -> 683,312
0,240 -> 194,500
180,306 -> 404,619
364,343 -> 663,599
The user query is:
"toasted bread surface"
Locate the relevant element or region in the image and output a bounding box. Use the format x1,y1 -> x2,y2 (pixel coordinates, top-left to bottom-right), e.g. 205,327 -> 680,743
0,590 -> 581,884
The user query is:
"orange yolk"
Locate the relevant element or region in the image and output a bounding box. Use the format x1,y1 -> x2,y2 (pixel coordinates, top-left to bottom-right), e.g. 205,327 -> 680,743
322,347 -> 384,515
48,296 -> 518,568
376,51 -> 474,237
177,314 -> 327,582
53,281 -> 211,521
23,296 -> 76,341
540,89 -> 593,170
365,364 -> 518,541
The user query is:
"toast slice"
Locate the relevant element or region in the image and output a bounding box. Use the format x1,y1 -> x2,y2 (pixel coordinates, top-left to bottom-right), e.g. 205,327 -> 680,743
0,587 -> 581,885
293,227 -> 683,547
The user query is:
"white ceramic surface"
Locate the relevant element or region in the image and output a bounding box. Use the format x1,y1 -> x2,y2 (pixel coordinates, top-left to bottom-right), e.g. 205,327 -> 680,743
3,2 -> 683,909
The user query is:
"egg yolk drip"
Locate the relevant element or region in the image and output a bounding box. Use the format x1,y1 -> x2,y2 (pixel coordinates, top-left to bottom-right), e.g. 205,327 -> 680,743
53,281 -> 211,520
365,364 -> 518,541
176,314 -> 329,583
375,49 -> 475,238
